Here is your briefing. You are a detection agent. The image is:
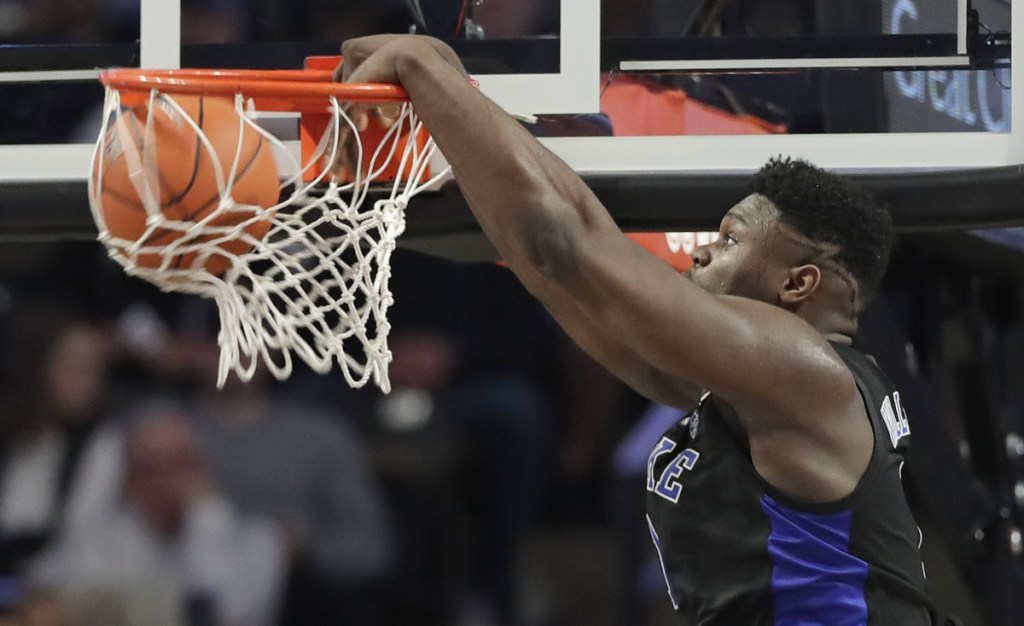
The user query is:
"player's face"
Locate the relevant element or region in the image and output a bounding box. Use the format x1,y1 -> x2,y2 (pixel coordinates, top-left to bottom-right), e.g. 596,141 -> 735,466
689,194 -> 798,304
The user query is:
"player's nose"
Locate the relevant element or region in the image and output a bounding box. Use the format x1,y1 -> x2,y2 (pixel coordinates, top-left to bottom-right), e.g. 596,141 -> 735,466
692,243 -> 711,267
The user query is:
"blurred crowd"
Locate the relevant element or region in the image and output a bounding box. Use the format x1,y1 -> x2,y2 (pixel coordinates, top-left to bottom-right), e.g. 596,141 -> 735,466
0,257 -> 395,626
0,238 -> 652,626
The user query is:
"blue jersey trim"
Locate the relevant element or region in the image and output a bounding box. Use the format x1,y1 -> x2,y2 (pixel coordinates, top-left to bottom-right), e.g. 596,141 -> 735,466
761,494 -> 869,626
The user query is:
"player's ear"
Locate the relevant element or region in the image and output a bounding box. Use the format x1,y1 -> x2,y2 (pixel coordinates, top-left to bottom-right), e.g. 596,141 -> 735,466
779,264 -> 821,305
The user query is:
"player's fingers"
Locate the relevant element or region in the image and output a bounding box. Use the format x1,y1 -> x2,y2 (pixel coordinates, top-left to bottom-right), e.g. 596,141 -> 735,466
344,124 -> 361,176
335,40 -> 363,83
328,106 -> 366,181
374,103 -> 402,130
329,128 -> 359,182
336,35 -> 400,83
332,47 -> 360,83
341,102 -> 370,133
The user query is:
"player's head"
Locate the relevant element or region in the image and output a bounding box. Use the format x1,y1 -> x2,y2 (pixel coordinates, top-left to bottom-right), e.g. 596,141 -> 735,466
691,156 -> 892,316
750,157 -> 892,308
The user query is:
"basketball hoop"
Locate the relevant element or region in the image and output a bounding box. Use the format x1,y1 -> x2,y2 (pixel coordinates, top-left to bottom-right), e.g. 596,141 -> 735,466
89,60 -> 448,393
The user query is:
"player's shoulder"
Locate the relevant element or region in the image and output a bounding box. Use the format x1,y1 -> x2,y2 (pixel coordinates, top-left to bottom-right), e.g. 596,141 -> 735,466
725,323 -> 861,437
726,295 -> 855,385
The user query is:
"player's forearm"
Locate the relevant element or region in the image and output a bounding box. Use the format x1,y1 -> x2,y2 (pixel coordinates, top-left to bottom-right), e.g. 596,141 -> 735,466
393,47 -> 614,288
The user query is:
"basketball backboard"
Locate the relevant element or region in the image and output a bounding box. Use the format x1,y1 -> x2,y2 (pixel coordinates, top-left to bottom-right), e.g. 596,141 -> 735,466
0,0 -> 1019,244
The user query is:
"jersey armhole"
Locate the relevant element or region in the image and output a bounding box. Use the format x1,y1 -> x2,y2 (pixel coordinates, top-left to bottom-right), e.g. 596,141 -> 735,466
750,363 -> 888,515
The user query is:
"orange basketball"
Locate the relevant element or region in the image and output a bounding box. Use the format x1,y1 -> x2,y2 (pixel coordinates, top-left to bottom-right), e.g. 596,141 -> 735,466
93,95 -> 279,275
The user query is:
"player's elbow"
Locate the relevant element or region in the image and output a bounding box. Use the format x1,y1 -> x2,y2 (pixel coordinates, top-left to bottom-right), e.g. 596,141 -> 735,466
501,160 -> 604,290
516,209 -> 585,287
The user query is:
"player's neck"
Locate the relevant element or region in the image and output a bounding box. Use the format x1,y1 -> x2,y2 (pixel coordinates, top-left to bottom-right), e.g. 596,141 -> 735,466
789,291 -> 858,342
804,305 -> 858,343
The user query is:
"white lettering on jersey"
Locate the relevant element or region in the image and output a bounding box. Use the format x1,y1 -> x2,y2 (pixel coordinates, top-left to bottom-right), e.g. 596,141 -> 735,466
880,391 -> 910,448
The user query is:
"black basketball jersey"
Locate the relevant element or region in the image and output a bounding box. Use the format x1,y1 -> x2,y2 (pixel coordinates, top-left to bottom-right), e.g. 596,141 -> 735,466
645,342 -> 934,625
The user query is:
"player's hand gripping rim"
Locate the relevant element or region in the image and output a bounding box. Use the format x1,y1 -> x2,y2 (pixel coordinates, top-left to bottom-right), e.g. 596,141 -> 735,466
329,35 -> 474,178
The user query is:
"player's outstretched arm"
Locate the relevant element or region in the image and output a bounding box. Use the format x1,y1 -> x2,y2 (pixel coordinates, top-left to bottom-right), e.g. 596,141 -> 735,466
335,36 -> 703,408
334,36 -> 851,427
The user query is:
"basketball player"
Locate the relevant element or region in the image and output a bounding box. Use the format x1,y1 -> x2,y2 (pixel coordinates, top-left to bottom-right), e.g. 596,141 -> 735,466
335,35 -> 937,624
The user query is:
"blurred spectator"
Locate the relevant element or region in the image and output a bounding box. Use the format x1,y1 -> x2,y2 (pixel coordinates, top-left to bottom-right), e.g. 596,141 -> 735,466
29,404 -> 285,626
0,306 -> 122,607
188,349 -> 395,626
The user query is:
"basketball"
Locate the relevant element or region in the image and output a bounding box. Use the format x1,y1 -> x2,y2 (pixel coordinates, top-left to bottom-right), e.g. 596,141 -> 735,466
93,95 -> 279,275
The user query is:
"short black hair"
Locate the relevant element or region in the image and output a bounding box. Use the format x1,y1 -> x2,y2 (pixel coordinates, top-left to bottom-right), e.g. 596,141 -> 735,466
748,156 -> 892,307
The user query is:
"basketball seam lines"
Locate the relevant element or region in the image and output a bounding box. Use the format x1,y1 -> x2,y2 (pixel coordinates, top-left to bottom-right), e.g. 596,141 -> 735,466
164,97 -> 206,208
104,99 -> 273,270
142,131 -> 271,263
125,131 -> 268,251
180,133 -> 271,223
135,111 -> 179,203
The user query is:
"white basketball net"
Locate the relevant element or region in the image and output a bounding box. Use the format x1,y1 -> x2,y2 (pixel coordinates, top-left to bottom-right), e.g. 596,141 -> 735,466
89,87 -> 448,392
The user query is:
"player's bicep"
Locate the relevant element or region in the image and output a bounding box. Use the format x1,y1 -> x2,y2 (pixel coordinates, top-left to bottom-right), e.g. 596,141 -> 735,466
504,198 -> 796,411
518,229 -> 717,406
551,229 -> 843,422
557,232 -> 754,393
